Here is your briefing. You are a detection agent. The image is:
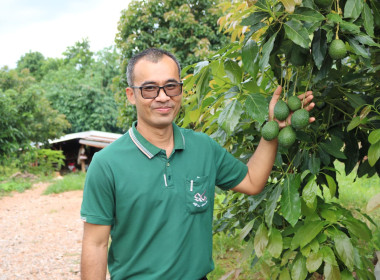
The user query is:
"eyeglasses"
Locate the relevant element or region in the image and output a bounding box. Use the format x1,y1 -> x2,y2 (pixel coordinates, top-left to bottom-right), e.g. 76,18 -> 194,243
131,82 -> 183,99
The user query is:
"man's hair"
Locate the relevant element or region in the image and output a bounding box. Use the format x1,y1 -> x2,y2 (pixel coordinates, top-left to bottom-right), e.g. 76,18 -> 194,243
126,48 -> 181,86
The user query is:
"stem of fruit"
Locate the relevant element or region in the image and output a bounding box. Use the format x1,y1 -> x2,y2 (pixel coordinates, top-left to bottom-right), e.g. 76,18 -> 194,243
293,71 -> 299,96
335,23 -> 340,40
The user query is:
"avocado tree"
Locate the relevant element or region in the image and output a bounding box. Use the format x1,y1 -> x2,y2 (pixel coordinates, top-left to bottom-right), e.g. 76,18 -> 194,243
181,0 -> 380,278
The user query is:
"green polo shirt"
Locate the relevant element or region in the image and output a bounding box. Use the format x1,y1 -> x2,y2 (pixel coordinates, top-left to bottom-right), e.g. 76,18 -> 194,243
80,122 -> 248,280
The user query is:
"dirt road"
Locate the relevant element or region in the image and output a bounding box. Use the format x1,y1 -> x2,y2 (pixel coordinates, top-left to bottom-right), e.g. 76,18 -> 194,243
0,182 -> 83,280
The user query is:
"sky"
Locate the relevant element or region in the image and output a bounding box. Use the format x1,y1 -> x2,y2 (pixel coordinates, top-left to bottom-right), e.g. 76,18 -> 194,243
0,0 -> 131,69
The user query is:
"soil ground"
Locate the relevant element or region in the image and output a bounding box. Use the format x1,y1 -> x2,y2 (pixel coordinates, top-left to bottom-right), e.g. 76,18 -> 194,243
0,182 -> 84,279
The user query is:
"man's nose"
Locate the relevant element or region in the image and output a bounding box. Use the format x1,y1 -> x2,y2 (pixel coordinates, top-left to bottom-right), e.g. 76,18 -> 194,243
155,87 -> 170,101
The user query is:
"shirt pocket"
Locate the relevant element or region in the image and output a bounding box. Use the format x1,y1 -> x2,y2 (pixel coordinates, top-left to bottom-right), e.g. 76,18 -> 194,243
185,176 -> 210,214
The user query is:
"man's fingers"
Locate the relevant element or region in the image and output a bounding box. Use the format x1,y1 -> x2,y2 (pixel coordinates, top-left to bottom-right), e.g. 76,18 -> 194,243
270,86 -> 283,104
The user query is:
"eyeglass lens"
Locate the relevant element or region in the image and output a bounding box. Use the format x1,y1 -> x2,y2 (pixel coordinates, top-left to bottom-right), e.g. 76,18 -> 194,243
142,84 -> 182,99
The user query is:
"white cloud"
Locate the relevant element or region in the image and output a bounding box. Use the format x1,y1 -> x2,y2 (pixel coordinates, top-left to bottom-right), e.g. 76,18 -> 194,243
0,0 -> 130,69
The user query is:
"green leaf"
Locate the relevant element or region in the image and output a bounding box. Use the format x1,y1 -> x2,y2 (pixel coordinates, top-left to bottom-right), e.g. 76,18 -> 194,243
320,137 -> 347,160
265,184 -> 282,228
292,7 -> 325,22
194,61 -> 209,75
245,92 -> 268,125
259,33 -> 277,72
292,220 -> 325,249
308,153 -> 320,175
321,209 -> 338,223
324,263 -> 341,280
362,2 -> 375,37
347,116 -> 365,131
279,268 -> 291,280
224,60 -> 242,85
344,0 -> 364,20
312,29 -> 328,70
267,228 -> 283,258
291,256 -> 308,280
240,219 -> 255,240
355,34 -> 380,47
254,223 -> 269,257
284,19 -> 311,49
195,66 -> 211,101
342,218 -> 372,241
218,99 -> 243,135
281,174 -> 301,227
369,129 -> 380,144
345,92 -> 366,107
280,0 -> 297,13
326,13 -> 343,23
334,231 -> 354,271
306,251 -> 323,273
240,11 -> 268,26
302,176 -> 318,208
368,140 -> 380,166
189,108 -> 201,123
242,39 -> 259,78
340,21 -> 361,34
321,246 -> 338,266
341,270 -> 355,280
324,174 -> 336,197
347,37 -> 369,58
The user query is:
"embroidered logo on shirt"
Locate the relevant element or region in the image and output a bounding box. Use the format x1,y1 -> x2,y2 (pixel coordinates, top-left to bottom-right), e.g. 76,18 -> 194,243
193,190 -> 208,207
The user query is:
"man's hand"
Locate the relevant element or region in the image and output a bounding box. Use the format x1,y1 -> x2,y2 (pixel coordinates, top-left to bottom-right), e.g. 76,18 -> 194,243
269,85 -> 315,128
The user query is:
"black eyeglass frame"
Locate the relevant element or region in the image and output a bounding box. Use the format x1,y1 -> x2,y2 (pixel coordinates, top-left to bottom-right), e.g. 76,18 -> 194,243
130,82 -> 183,99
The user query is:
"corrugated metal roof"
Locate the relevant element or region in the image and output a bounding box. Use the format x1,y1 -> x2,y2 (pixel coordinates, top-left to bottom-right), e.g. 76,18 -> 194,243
50,130 -> 123,147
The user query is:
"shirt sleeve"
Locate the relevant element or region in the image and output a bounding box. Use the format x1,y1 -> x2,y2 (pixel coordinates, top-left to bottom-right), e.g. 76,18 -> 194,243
80,152 -> 115,225
209,137 -> 248,191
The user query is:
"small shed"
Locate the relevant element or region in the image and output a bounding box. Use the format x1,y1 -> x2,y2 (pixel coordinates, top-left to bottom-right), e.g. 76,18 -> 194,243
50,131 -> 123,172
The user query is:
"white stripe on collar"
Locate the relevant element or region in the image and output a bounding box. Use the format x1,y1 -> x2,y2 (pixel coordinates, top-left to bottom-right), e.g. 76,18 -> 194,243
128,128 -> 154,159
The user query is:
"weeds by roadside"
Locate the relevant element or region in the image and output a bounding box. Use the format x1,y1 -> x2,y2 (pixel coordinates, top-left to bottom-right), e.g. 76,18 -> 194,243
43,172 -> 86,195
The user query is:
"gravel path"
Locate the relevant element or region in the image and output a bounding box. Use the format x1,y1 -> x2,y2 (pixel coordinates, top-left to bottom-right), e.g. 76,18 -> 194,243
0,182 -> 84,279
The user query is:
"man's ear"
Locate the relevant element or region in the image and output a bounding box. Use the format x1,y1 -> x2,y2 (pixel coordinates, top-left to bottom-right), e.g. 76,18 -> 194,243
126,87 -> 136,105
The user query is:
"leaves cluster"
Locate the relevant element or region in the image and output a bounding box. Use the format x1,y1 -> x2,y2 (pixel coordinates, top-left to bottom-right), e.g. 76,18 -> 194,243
180,0 -> 380,278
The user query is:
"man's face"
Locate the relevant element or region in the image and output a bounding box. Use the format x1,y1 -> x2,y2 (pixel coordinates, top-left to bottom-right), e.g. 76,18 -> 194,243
126,55 -> 182,130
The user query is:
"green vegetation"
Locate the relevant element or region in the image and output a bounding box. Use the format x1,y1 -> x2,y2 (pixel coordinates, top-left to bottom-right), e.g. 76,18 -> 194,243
211,161 -> 380,279
183,0 -> 380,278
314,0 -> 333,8
43,172 -> 86,195
0,177 -> 33,197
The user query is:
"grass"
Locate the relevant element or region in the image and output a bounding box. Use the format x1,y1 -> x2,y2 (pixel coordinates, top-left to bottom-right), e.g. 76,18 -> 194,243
0,178 -> 33,197
333,161 -> 380,224
43,172 -> 86,195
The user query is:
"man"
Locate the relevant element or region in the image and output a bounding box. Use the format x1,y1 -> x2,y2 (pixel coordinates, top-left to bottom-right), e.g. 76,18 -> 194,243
80,48 -> 314,280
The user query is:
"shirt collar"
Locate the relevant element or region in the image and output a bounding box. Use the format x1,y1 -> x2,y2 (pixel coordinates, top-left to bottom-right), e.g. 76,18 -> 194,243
128,121 -> 185,159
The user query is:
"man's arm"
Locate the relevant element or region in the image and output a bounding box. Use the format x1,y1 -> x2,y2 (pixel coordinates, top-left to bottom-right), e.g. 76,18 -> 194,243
232,86 -> 315,195
81,222 -> 111,280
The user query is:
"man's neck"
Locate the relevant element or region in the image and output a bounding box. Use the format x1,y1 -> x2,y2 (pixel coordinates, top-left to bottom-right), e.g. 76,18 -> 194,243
136,122 -> 174,157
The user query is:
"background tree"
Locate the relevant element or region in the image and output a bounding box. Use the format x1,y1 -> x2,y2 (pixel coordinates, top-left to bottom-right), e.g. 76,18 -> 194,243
42,43 -> 121,133
181,0 -> 380,278
62,38 -> 94,73
0,85 -> 70,158
114,0 -> 231,129
16,51 -> 46,82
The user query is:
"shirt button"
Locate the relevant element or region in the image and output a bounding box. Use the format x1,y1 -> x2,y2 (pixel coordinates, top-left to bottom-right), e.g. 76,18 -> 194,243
167,162 -> 170,167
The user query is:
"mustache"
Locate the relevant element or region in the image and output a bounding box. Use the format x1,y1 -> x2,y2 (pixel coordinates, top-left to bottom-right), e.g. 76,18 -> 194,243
151,103 -> 174,109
